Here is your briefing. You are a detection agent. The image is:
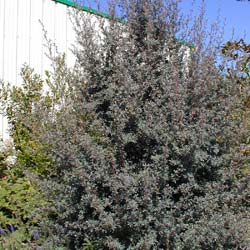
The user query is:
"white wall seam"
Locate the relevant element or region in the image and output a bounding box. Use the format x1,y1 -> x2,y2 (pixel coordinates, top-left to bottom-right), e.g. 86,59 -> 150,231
15,0 -> 19,85
2,0 -> 5,81
29,0 -> 32,65
41,0 -> 45,75
66,6 -> 68,59
1,0 -> 6,138
54,1 -> 56,52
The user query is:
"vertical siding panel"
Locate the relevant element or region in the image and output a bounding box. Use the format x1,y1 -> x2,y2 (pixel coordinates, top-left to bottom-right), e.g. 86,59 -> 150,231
15,0 -> 20,85
66,8 -> 75,67
42,0 -> 56,73
0,0 -> 5,81
30,0 -> 43,75
28,0 -> 31,65
0,0 -> 6,82
5,0 -> 18,85
41,0 -> 45,74
0,0 -> 5,138
17,0 -> 31,85
54,3 -> 67,55
1,0 -> 18,139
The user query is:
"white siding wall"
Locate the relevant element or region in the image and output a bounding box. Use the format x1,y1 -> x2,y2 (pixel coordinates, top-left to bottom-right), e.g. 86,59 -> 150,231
0,0 -> 79,139
0,0 -> 191,140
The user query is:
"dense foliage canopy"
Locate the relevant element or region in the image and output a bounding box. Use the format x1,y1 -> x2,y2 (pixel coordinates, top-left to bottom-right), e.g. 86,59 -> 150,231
1,0 -> 250,249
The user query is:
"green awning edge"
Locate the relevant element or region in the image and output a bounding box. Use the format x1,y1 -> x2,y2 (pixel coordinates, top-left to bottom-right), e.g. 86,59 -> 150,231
53,0 -> 122,21
53,0 -> 194,49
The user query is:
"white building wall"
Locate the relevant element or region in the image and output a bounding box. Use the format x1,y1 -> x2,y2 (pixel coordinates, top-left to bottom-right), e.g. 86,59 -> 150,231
0,0 -> 191,140
0,0 -> 76,85
0,0 -> 81,139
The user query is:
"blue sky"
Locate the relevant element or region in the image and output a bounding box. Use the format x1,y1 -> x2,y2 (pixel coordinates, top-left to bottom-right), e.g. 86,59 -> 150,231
179,0 -> 250,43
82,0 -> 250,44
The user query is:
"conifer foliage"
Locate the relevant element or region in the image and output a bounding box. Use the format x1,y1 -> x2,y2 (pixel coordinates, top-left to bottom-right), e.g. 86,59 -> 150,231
2,0 -> 250,249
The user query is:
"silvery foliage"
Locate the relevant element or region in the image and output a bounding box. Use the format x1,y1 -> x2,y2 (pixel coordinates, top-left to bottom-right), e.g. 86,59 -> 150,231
38,0 -> 250,249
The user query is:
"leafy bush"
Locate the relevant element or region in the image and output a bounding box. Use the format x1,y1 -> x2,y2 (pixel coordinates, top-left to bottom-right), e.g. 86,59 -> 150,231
0,69 -> 55,249
1,67 -> 54,176
222,39 -> 250,176
0,139 -> 48,249
2,0 -> 250,249
28,1 -> 249,249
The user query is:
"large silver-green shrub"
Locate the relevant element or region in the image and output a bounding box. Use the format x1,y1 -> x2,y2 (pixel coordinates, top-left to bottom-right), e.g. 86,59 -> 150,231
5,0 -> 250,249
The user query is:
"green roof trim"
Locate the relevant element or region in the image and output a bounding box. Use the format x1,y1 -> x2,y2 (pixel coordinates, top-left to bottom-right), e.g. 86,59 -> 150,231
53,0 -> 194,49
53,0 -> 112,19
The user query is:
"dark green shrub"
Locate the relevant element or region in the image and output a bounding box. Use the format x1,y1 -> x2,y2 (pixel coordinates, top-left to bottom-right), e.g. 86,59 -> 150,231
0,139 -> 48,249
1,66 -> 54,176
0,68 -> 55,249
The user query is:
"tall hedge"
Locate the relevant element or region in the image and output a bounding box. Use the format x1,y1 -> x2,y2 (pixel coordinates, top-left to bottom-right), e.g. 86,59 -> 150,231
3,0 -> 250,249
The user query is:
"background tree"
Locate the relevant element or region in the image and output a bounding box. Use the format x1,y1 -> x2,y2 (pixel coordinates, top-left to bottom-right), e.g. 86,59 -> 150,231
221,39 -> 250,177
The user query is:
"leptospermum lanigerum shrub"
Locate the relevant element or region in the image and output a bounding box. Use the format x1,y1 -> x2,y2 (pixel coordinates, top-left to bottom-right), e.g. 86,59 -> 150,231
3,0 -> 250,249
